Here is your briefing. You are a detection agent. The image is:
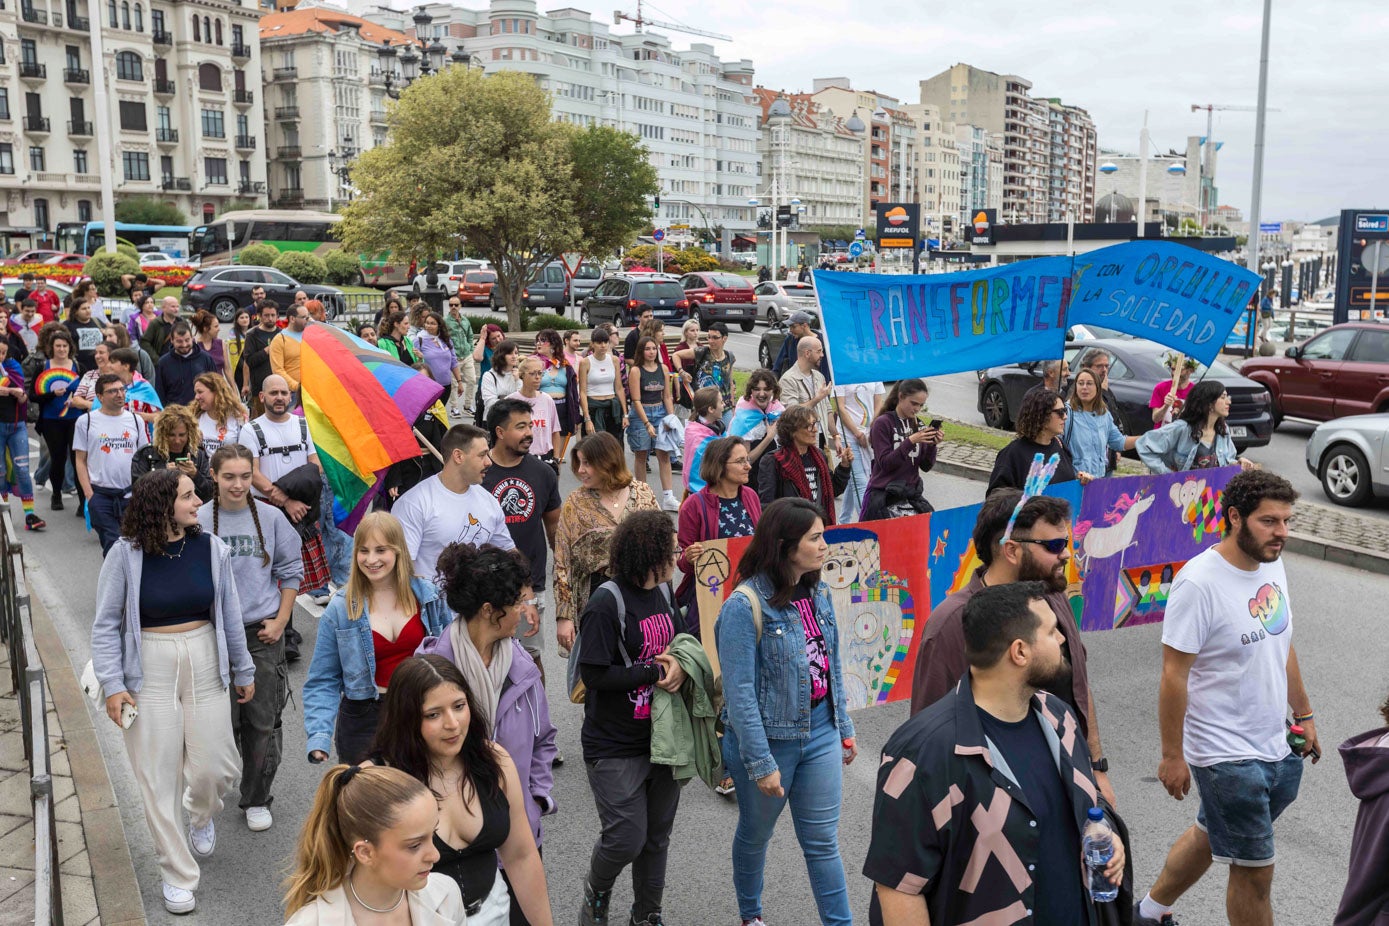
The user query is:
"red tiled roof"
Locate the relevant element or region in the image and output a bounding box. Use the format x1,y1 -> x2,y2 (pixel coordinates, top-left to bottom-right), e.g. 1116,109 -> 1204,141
260,7 -> 413,45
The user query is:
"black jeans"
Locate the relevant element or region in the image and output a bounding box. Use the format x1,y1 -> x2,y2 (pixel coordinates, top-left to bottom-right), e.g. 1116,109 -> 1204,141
230,623 -> 289,808
584,754 -> 680,920
36,418 -> 75,497
334,696 -> 382,765
588,397 -> 624,442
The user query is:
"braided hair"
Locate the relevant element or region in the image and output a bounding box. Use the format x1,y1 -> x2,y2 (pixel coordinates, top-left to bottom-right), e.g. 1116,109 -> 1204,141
210,444 -> 269,566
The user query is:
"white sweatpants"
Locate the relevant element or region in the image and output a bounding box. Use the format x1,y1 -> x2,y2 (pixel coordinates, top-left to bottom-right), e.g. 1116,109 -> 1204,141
123,623 -> 241,890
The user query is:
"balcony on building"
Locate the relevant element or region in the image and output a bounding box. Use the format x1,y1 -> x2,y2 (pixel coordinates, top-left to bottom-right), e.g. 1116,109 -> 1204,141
152,29 -> 172,45
277,145 -> 301,159
23,116 -> 50,134
274,106 -> 299,121
274,187 -> 305,207
153,78 -> 175,96
233,89 -> 254,107
235,134 -> 256,150
238,180 -> 266,195
230,42 -> 251,62
368,69 -> 388,88
369,109 -> 387,125
65,2 -> 89,29
272,66 -> 297,81
19,61 -> 47,81
19,3 -> 48,25
63,67 -> 89,84
161,175 -> 192,191
67,119 -> 92,136
156,127 -> 178,144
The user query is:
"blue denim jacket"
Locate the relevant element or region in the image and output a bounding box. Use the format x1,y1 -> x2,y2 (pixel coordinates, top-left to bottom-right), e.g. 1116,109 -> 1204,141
715,572 -> 855,780
303,577 -> 451,758
1136,419 -> 1238,473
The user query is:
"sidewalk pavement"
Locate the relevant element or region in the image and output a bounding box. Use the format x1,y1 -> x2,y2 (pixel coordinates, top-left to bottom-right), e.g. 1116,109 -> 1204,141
933,438 -> 1389,576
0,591 -> 145,926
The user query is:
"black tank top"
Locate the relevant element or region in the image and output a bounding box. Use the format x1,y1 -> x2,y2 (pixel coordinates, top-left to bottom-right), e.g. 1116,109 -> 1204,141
431,780 -> 511,914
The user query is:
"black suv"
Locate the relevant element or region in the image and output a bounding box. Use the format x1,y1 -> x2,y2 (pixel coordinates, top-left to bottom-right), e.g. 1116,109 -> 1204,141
183,265 -> 346,322
581,274 -> 689,327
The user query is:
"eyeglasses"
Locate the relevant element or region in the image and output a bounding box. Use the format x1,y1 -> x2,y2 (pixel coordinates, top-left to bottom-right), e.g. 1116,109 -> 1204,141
1051,407 -> 1068,418
449,302 -> 461,307
1012,536 -> 1069,554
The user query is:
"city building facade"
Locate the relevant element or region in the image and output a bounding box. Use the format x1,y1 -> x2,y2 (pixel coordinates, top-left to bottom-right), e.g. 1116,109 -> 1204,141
954,123 -> 1004,228
902,102 -> 959,239
0,0 -> 268,237
752,88 -> 863,230
809,77 -> 919,227
1093,136 -> 1208,230
1044,98 -> 1096,223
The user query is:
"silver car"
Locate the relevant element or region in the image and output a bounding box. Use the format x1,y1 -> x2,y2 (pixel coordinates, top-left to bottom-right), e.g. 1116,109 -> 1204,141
1305,412 -> 1389,507
753,280 -> 818,325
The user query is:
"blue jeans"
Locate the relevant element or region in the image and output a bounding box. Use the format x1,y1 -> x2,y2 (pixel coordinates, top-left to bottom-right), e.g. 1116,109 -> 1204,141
86,488 -> 128,555
723,700 -> 851,925
318,482 -> 352,588
1193,753 -> 1303,865
839,436 -> 871,523
0,422 -> 34,501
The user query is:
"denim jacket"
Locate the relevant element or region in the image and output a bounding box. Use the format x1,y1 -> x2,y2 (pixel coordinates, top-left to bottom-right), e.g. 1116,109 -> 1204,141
303,577 -> 451,758
715,572 -> 855,780
1136,419 -> 1238,474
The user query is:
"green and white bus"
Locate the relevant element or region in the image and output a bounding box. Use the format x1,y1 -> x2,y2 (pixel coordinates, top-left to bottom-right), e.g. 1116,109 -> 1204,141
190,209 -> 412,288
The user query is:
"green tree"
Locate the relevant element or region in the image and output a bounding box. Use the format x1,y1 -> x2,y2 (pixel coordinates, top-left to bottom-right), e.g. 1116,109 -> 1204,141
113,196 -> 186,226
336,67 -> 656,330
83,251 -> 139,297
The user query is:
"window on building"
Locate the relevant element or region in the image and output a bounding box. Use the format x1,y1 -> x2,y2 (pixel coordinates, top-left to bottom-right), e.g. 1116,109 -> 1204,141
200,108 -> 224,138
115,51 -> 142,80
29,146 -> 44,171
236,112 -> 248,136
151,8 -> 163,34
120,2 -> 129,29
107,0 -> 116,26
20,39 -> 37,65
205,157 -> 227,185
191,13 -> 199,40
134,3 -> 142,30
118,100 -> 146,130
77,200 -> 92,221
0,145 -> 12,175
284,164 -> 301,189
202,203 -> 214,222
198,63 -> 221,90
33,199 -> 48,230
65,45 -> 80,70
73,149 -> 88,172
156,105 -> 171,130
232,24 -> 243,46
238,160 -> 250,183
202,16 -> 210,41
122,150 -> 149,181
160,154 -> 172,179
0,91 -> 9,121
214,19 -> 222,44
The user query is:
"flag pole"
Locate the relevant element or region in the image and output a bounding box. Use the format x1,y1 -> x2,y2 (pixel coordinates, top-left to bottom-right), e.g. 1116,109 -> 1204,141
413,427 -> 445,464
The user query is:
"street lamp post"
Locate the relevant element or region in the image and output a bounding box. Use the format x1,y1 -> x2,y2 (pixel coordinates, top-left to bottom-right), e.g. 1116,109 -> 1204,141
376,8 -> 466,98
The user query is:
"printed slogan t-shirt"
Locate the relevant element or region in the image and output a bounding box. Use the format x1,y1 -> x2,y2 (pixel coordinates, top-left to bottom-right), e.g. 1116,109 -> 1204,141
578,583 -> 676,760
1162,544 -> 1293,767
74,409 -> 148,489
793,593 -> 830,703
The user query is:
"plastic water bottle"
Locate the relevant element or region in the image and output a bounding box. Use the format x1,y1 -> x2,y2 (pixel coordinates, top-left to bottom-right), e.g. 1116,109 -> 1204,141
1082,806 -> 1118,903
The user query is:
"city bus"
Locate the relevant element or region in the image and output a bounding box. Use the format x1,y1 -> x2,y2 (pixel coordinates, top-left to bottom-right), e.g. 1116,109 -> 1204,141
55,221 -> 193,258
189,209 -> 412,288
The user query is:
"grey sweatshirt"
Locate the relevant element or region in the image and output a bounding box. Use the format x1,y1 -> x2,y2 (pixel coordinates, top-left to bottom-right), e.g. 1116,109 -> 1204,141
196,499 -> 304,624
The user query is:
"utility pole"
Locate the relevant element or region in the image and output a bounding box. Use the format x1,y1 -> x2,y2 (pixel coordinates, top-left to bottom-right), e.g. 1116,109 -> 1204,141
88,14 -> 117,253
1246,0 -> 1273,299
1136,111 -> 1149,238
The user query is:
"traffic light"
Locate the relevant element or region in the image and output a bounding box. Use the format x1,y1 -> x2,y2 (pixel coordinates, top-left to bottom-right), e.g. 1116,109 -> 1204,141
653,193 -> 661,210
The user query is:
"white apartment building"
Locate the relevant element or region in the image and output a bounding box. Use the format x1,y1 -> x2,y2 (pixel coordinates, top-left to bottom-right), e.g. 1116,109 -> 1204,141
954,123 -> 1004,227
0,0 -> 268,237
809,78 -> 922,227
360,0 -> 761,241
1044,99 -> 1096,223
259,3 -> 410,209
752,88 -> 863,229
901,102 -> 959,238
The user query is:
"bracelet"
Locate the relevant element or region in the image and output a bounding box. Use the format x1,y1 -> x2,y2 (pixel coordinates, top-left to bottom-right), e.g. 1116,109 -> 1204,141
1293,710 -> 1313,723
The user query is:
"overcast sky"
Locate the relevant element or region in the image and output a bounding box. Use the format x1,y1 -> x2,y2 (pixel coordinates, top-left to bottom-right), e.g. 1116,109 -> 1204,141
606,0 -> 1387,224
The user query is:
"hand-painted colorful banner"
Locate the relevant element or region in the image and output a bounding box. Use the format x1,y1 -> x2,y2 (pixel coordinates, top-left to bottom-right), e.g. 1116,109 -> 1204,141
691,469 -> 1236,711
814,241 -> 1260,384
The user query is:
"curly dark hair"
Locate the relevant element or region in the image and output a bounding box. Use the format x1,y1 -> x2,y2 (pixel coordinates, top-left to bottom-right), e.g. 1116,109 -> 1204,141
1178,380 -> 1229,440
435,543 -> 533,624
742,368 -> 780,402
120,468 -> 201,555
775,403 -> 817,448
1221,469 -> 1298,534
424,311 -> 452,350
608,509 -> 676,588
1015,387 -> 1063,442
534,328 -> 564,359
38,323 -> 72,358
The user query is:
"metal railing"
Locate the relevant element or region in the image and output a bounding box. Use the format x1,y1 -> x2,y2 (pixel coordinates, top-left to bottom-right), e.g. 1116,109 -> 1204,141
0,512 -> 63,925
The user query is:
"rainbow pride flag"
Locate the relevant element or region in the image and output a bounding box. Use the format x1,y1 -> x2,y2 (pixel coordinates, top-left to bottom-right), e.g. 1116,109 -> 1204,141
300,322 -> 443,532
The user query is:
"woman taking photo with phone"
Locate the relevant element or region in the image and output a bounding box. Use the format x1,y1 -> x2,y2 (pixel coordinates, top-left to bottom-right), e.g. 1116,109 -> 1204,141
89,469 -> 255,914
131,404 -> 215,502
283,764 -> 463,925
715,497 -> 856,926
303,511 -> 451,765
860,378 -> 940,521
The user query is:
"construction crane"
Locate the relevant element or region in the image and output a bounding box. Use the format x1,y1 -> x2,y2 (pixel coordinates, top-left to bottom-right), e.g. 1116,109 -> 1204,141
1190,103 -> 1280,231
613,0 -> 731,41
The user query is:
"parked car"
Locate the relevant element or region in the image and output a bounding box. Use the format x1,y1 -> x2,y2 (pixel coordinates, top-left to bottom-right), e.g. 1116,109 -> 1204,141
976,337 -> 1274,451
455,270 -> 497,307
0,249 -> 65,266
139,252 -> 192,269
581,273 -> 689,327
679,272 -> 756,331
757,309 -> 822,369
42,252 -> 89,270
1,277 -> 135,325
411,259 -> 493,297
754,280 -> 818,325
182,265 -> 345,322
524,260 -> 603,312
1239,322 -> 1389,427
1305,413 -> 1389,507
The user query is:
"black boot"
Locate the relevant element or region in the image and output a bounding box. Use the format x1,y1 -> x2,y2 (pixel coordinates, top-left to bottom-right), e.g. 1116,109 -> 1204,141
578,879 -> 611,926
629,912 -> 665,926
50,493 -> 63,511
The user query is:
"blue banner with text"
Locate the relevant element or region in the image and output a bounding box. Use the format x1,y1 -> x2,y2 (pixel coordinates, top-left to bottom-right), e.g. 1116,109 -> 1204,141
814,241 -> 1259,384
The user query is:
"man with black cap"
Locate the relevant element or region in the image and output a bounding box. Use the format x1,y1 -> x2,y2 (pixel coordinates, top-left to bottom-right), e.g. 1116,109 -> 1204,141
772,310 -> 829,378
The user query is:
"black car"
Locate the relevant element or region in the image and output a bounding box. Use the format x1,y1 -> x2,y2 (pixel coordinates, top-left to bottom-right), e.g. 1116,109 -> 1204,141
183,265 -> 345,322
581,273 -> 689,327
975,338 -> 1274,451
756,309 -> 821,369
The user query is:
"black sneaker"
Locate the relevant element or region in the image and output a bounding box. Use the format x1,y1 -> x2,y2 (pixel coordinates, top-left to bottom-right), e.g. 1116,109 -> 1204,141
629,912 -> 664,926
1133,900 -> 1178,926
50,495 -> 63,511
578,880 -> 611,926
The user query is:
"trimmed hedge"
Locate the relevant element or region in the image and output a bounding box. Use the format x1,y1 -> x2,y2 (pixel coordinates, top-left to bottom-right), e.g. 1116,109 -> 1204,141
324,250 -> 362,285
273,251 -> 327,284
82,251 -> 140,297
525,313 -> 584,331
465,315 -> 506,332
237,243 -> 280,268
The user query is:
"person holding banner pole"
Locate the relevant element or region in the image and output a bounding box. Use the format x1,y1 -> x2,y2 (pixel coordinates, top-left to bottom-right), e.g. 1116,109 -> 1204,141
1063,369 -> 1138,480
778,337 -> 841,453
1151,354 -> 1197,425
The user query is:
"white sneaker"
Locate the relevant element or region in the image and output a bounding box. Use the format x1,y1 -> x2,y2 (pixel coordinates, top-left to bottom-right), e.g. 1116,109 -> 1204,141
245,805 -> 273,832
311,592 -> 331,606
661,491 -> 679,512
188,818 -> 216,857
162,882 -> 196,914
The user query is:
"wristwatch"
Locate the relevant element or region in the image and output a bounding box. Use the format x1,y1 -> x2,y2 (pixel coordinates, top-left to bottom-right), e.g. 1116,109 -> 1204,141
1092,758 -> 1109,773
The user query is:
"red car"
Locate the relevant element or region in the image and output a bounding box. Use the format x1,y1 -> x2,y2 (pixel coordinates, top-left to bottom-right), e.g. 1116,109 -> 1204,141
1240,321 -> 1389,425
679,271 -> 756,331
43,252 -> 88,270
0,249 -> 64,266
455,269 -> 497,307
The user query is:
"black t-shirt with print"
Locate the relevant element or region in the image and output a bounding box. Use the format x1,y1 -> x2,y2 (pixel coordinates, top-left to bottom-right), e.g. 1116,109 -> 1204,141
578,583 -> 677,760
481,454 -> 561,587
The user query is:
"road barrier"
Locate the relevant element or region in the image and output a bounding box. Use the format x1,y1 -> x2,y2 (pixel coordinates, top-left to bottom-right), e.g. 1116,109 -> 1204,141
0,512 -> 63,925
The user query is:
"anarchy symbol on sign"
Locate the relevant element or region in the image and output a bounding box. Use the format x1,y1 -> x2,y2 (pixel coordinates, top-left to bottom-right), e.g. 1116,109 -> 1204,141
696,549 -> 731,597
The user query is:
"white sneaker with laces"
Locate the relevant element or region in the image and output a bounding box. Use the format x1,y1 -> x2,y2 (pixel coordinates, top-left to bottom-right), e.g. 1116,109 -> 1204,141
162,882 -> 196,914
311,592 -> 331,606
188,818 -> 216,857
245,805 -> 273,831
661,491 -> 679,512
